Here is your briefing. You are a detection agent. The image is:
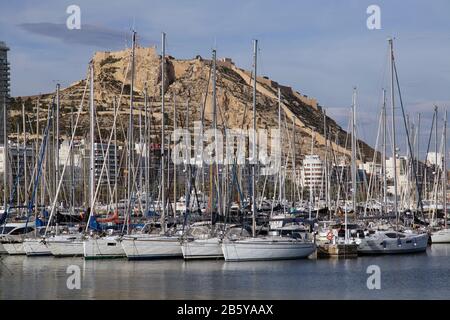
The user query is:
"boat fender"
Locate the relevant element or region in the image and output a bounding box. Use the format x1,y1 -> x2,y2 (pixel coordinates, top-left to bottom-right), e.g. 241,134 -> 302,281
326,231 -> 334,241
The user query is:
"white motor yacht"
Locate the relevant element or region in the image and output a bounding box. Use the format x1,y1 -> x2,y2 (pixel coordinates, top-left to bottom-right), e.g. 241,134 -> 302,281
358,230 -> 428,254
0,221 -> 36,255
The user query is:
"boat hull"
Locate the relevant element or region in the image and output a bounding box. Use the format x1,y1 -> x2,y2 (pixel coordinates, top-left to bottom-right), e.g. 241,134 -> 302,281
47,241 -> 84,257
121,236 -> 183,260
3,242 -> 25,255
181,238 -> 223,260
83,237 -> 125,259
358,233 -> 428,255
221,238 -> 316,261
23,240 -> 52,256
431,229 -> 450,244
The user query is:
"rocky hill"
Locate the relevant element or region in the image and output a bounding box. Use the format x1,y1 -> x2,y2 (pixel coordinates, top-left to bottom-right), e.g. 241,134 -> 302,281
8,46 -> 375,166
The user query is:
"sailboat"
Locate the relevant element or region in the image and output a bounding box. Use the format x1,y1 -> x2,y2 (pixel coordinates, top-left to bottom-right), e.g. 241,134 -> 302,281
357,38 -> 428,254
23,84 -> 63,257
318,88 -> 359,258
431,110 -> 450,243
431,228 -> 450,243
23,237 -> 51,256
181,49 -> 225,260
221,40 -> 316,261
82,68 -> 126,259
4,92 -> 57,256
121,32 -> 183,260
44,65 -> 95,258
84,234 -> 125,259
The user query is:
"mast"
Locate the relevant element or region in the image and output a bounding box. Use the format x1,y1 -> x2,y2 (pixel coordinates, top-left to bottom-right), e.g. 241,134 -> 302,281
161,32 -> 166,233
3,96 -> 7,209
138,85 -> 143,201
126,30 -> 136,233
251,39 -> 258,238
185,99 -> 190,210
435,106 -> 438,175
38,98 -> 45,211
173,93 -> 177,214
309,132 -> 314,220
22,102 -> 28,205
55,83 -> 60,199
292,116 -> 296,204
114,99 -> 118,212
144,87 -> 149,216
416,113 -> 420,200
35,98 -> 40,223
351,87 -> 357,215
89,62 -> 95,225
323,109 -> 328,212
444,109 -> 447,229
389,38 -> 399,231
382,89 -> 387,214
70,105 -> 75,215
3,96 -> 8,211
212,49 -> 221,222
16,125 -> 19,207
277,88 -> 282,207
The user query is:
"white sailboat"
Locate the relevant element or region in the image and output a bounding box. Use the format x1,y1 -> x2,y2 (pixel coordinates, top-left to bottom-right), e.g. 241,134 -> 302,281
121,33 -> 183,260
121,233 -> 182,259
23,238 -> 51,256
221,40 -> 316,262
317,88 -> 359,258
222,236 -> 316,261
40,62 -> 95,258
83,235 -> 125,259
2,241 -> 25,255
357,39 -> 428,254
181,237 -> 223,260
431,109 -> 450,243
431,229 -> 450,243
181,222 -> 224,260
181,49 -> 224,260
46,234 -> 84,257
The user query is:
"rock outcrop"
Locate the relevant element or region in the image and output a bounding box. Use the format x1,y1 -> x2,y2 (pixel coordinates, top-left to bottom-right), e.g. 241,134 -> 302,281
9,46 -> 375,166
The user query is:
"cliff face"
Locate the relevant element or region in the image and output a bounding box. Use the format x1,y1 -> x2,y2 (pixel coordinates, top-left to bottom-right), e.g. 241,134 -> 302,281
9,46 -> 375,165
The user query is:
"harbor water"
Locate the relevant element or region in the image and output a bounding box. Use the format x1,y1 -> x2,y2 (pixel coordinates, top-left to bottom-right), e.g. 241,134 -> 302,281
1,245 -> 450,299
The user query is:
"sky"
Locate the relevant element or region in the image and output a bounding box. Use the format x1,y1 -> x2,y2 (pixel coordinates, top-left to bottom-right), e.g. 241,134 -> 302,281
1,0 -> 450,159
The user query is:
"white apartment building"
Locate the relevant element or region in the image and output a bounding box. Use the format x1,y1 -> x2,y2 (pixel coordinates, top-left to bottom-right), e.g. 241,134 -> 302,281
385,156 -> 409,195
59,139 -> 83,168
300,155 -> 323,188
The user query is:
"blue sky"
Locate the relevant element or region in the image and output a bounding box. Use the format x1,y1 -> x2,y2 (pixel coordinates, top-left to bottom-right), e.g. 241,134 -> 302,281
1,0 -> 450,157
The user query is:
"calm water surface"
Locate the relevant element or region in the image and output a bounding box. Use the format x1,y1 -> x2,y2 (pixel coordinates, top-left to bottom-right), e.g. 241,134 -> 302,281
1,245 -> 450,299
